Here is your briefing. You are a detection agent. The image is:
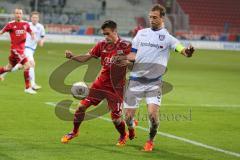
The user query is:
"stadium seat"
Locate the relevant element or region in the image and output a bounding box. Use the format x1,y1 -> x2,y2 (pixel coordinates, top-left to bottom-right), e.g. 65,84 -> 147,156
177,0 -> 240,35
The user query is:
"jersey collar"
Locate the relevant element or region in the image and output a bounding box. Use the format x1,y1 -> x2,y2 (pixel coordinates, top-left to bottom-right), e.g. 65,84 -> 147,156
151,27 -> 164,31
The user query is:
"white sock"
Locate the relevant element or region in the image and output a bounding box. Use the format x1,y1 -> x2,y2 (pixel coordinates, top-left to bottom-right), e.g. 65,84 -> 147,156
1,63 -> 22,78
0,72 -> 8,78
29,67 -> 35,87
11,63 -> 22,72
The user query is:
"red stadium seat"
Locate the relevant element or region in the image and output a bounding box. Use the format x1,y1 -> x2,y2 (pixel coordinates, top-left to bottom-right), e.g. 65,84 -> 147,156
177,0 -> 240,34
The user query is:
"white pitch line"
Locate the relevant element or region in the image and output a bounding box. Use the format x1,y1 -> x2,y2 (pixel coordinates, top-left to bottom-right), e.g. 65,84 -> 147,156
45,102 -> 240,108
45,102 -> 240,158
161,103 -> 240,108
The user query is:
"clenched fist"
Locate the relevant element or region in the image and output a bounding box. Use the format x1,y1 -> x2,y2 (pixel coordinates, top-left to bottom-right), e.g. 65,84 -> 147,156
65,50 -> 74,59
185,45 -> 195,57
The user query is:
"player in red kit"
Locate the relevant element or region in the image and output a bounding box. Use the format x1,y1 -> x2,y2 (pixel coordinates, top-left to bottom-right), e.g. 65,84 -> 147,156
61,20 -> 131,146
0,8 -> 36,94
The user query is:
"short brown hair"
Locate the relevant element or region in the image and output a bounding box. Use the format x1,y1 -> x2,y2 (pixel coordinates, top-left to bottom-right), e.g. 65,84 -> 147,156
151,4 -> 166,17
101,20 -> 117,30
31,11 -> 40,17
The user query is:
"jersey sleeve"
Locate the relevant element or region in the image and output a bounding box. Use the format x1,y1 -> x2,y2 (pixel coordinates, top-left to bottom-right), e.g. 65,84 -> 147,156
89,42 -> 101,58
119,40 -> 132,55
131,31 -> 141,53
168,34 -> 181,50
40,25 -> 46,38
125,42 -> 132,55
2,23 -> 12,33
26,23 -> 32,33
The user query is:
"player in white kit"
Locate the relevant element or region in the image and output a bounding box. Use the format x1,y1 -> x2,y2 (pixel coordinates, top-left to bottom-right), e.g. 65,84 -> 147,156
24,11 -> 45,90
0,11 -> 45,92
113,4 -> 195,151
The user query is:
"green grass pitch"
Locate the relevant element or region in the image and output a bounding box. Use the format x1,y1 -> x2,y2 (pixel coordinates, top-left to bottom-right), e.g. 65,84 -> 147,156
0,41 -> 239,160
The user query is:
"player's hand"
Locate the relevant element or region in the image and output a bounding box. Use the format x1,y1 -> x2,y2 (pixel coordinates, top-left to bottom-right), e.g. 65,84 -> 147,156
112,55 -> 129,67
115,59 -> 129,67
38,40 -> 44,47
185,45 -> 195,57
111,55 -> 120,63
111,55 -> 126,63
65,50 -> 74,59
31,33 -> 35,41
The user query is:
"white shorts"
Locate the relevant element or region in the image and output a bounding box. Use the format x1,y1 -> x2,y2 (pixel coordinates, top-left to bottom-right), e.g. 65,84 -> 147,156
24,48 -> 35,62
124,79 -> 162,109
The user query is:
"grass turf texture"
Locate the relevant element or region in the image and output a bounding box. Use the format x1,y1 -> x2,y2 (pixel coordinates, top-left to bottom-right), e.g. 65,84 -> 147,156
0,41 -> 239,160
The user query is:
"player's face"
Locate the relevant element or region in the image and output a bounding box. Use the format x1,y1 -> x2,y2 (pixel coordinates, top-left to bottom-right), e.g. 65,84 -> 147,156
102,28 -> 118,43
31,14 -> 39,25
14,9 -> 23,22
149,10 -> 164,30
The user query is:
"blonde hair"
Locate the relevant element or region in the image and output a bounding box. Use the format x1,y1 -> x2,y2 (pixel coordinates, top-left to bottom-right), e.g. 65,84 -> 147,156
14,7 -> 23,13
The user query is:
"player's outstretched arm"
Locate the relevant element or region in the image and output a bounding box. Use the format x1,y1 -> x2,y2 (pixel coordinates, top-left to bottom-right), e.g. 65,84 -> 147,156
112,52 -> 136,67
65,50 -> 92,62
0,30 -> 4,35
38,38 -> 45,47
112,52 -> 136,63
126,52 -> 136,61
30,32 -> 35,40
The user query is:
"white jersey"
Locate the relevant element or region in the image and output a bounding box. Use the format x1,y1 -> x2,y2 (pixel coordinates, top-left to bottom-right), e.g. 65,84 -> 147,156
25,22 -> 45,50
130,28 -> 180,79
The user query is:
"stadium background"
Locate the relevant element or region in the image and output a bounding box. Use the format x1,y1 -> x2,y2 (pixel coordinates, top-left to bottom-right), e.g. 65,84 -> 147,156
0,0 -> 239,160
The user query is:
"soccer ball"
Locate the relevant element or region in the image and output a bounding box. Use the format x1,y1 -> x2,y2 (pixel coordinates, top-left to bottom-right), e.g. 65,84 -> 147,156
71,82 -> 89,100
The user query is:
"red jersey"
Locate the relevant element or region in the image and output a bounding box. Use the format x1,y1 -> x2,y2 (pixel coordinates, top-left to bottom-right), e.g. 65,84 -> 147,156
2,21 -> 32,53
89,38 -> 131,88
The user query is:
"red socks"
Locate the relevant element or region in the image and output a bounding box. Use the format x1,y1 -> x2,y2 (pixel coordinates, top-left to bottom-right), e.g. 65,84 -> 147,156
24,69 -> 31,89
114,121 -> 126,138
0,67 -> 7,74
73,107 -> 86,134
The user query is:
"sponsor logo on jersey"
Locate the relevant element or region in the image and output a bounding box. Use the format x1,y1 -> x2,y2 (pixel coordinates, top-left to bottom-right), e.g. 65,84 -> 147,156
15,30 -> 25,35
103,57 -> 114,66
140,42 -> 163,49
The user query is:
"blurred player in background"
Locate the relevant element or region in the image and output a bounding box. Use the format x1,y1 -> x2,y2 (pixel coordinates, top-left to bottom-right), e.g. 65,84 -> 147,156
1,11 -> 45,91
113,4 -> 195,151
0,8 -> 36,94
23,11 -> 45,90
130,24 -> 144,37
61,20 -> 132,146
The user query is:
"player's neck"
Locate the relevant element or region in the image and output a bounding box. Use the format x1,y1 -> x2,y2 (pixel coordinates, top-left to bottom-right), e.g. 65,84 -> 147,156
151,26 -> 163,31
113,36 -> 119,44
15,19 -> 22,22
151,23 -> 164,31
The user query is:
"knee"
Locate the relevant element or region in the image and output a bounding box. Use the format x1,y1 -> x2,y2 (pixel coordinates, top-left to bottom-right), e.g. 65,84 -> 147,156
30,60 -> 35,67
23,62 -> 32,70
125,115 -> 132,126
5,65 -> 12,71
112,118 -> 121,125
125,109 -> 134,119
24,64 -> 30,70
75,105 -> 87,114
125,112 -> 134,127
